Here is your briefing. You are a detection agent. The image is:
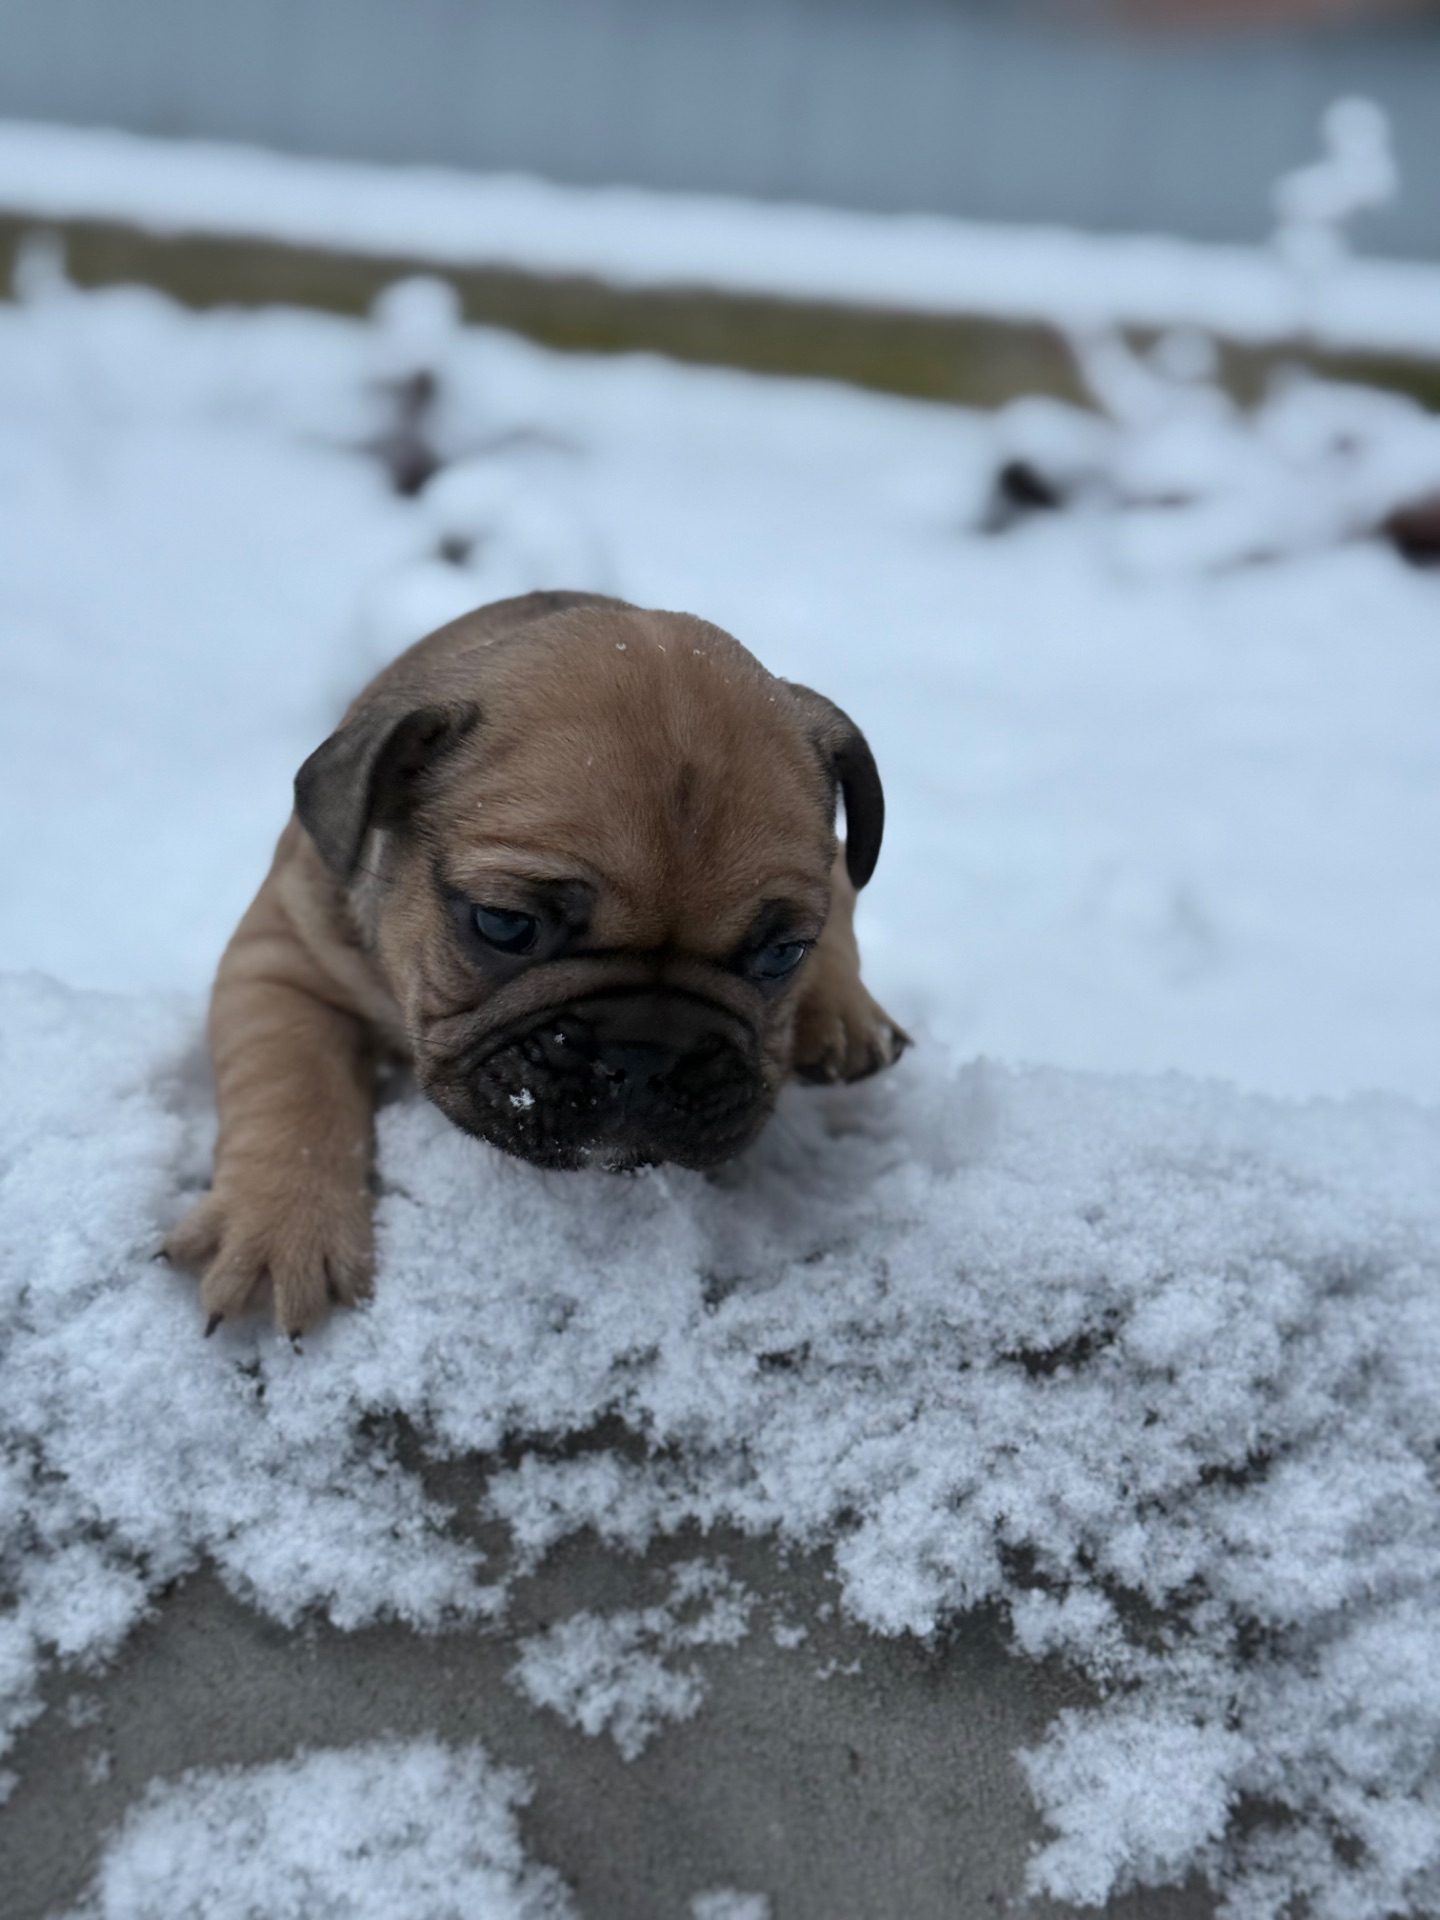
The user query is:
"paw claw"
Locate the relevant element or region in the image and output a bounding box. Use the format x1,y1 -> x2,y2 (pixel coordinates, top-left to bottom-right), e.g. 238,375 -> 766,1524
167,1180 -> 374,1333
791,987 -> 909,1086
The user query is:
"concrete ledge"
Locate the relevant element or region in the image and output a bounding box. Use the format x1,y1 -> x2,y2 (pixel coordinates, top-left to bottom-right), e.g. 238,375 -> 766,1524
6,213 -> 1440,415
1,1493 -> 1217,1920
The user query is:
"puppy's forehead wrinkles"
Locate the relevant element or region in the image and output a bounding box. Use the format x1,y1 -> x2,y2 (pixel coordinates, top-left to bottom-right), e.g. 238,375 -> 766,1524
442,845 -> 604,889
434,605 -> 836,947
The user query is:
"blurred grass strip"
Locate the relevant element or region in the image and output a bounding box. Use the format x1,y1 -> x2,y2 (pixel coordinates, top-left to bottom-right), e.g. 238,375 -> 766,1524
4,214 -> 1439,414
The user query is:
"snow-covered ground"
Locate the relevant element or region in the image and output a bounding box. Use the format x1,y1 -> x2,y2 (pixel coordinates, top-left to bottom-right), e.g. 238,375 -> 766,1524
2,258 -> 1440,1919
3,268 -> 1439,1097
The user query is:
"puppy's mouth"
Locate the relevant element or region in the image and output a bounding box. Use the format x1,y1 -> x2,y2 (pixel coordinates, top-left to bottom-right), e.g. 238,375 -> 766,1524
423,990 -> 774,1172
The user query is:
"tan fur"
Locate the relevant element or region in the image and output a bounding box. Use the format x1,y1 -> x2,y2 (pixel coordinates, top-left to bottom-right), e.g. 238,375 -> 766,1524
166,594 -> 906,1335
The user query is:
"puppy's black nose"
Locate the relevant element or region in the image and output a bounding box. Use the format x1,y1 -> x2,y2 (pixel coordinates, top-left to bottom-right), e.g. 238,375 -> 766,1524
594,1041 -> 678,1095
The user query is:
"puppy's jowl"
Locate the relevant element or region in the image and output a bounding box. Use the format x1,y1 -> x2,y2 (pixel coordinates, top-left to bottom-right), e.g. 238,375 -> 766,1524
167,593 -> 907,1335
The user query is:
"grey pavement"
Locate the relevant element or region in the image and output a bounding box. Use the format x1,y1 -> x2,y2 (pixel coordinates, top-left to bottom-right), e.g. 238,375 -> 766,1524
3,1473 -> 1216,1920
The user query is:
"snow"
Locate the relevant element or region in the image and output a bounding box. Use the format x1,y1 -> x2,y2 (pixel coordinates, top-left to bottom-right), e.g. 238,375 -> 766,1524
4,118 -> 1440,357
2,257 -> 1440,1917
988,331 -> 1440,572
3,267 -> 1438,1099
1271,99 -> 1396,285
61,1739 -> 575,1920
4,968 -> 1440,1915
689,1894 -> 772,1920
510,1562 -> 754,1759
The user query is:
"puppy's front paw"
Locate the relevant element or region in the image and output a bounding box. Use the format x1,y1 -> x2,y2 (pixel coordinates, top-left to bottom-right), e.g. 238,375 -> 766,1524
791,979 -> 911,1085
164,1171 -> 374,1339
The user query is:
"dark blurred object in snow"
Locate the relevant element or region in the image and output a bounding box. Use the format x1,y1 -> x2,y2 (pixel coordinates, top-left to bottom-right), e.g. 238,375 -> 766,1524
1385,491 -> 1440,566
375,367 -> 443,498
366,277 -> 462,497
981,457 -> 1066,532
352,274 -> 609,659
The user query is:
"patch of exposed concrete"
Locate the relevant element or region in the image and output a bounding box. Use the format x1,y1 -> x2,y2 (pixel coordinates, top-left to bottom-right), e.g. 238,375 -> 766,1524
2,1481 -> 1215,1920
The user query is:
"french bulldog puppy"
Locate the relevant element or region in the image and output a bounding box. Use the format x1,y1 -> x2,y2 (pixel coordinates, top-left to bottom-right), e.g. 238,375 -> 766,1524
167,592 -> 906,1335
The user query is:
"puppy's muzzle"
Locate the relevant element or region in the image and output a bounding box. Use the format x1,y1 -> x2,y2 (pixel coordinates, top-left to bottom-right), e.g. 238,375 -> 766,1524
591,1039 -> 681,1118
439,989 -> 773,1171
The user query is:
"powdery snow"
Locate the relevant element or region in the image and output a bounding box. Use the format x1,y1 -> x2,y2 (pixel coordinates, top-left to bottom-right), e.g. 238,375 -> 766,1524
689,1894 -> 773,1920
510,1562 -> 754,1758
61,1738 -> 574,1920
3,118 -> 1440,357
2,971 -> 1439,1915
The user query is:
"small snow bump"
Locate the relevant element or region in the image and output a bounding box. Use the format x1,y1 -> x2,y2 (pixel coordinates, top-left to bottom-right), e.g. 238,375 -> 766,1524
690,1893 -> 772,1920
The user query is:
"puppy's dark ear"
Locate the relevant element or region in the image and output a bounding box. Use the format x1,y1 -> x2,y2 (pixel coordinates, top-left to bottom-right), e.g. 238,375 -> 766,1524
785,685 -> 885,889
294,698 -> 478,879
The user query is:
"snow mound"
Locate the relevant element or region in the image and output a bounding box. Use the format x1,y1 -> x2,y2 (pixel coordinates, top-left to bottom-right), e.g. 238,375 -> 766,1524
3,970 -> 1440,1916
61,1738 -> 573,1920
689,1893 -> 772,1920
984,340 -> 1440,572
510,1561 -> 753,1759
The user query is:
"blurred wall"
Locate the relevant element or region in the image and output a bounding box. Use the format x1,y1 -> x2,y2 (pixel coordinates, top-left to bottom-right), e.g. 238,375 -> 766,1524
1,0 -> 1438,256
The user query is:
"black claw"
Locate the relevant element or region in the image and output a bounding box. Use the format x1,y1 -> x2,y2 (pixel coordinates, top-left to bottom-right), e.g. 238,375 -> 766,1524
204,1313 -> 223,1338
152,1247 -> 171,1264
288,1330 -> 305,1354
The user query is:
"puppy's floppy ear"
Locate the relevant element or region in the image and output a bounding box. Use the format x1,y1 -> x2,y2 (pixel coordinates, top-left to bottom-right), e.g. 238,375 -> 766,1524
784,684 -> 885,889
295,698 -> 479,879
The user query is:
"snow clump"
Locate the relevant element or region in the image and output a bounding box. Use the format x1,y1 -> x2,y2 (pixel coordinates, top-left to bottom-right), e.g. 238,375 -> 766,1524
509,1562 -> 754,1759
61,1738 -> 574,1920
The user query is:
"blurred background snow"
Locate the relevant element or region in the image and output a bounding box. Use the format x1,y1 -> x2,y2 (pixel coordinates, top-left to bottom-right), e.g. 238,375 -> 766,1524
1,6 -> 1438,1099
4,259 -> 1440,1101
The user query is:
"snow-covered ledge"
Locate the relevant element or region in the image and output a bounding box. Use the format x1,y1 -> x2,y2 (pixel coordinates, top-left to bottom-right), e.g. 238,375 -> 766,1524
3,971 -> 1438,1917
2,119 -> 1440,360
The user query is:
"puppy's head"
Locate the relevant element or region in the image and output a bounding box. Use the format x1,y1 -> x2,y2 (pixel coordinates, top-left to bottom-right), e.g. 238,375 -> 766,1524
295,597 -> 883,1171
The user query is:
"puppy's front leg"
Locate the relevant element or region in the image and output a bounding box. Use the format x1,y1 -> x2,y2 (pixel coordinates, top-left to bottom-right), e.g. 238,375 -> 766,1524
790,856 -> 909,1084
165,874 -> 376,1338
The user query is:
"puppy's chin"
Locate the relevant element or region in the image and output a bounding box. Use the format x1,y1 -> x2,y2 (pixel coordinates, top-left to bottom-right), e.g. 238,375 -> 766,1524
420,991 -> 776,1173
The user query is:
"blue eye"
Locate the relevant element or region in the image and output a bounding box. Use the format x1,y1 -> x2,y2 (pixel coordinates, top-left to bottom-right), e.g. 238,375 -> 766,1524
752,940 -> 809,982
474,905 -> 539,954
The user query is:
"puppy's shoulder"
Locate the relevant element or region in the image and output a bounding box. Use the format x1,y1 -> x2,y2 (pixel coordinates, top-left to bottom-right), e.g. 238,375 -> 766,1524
268,819 -> 404,1039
